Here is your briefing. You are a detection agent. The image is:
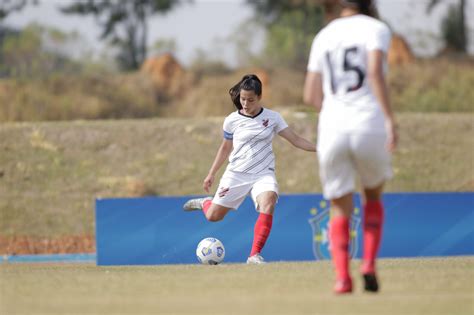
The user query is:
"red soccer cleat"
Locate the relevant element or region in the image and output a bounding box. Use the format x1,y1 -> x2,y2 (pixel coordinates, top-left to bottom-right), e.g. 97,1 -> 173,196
333,278 -> 353,294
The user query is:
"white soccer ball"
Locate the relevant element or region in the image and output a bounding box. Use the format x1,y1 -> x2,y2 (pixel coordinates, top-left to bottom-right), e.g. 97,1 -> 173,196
196,237 -> 225,265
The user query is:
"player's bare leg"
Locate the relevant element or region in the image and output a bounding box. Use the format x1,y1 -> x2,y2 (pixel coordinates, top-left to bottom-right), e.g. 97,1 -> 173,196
204,203 -> 232,222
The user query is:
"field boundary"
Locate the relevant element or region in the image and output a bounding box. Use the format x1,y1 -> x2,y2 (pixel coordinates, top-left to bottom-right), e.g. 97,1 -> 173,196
1,253 -> 96,264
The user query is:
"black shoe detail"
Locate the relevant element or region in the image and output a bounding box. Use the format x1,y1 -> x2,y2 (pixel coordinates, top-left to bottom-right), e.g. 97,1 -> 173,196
363,273 -> 379,292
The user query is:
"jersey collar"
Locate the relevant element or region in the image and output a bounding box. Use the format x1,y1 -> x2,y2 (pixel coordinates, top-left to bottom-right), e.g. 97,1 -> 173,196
238,107 -> 264,119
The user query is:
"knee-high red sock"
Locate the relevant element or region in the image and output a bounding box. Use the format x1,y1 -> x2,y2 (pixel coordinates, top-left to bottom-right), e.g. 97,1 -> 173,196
202,199 -> 212,215
330,216 -> 350,281
250,213 -> 273,256
362,200 -> 384,274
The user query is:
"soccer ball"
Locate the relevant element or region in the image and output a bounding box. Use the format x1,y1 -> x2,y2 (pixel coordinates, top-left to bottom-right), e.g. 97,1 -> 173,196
196,237 -> 225,265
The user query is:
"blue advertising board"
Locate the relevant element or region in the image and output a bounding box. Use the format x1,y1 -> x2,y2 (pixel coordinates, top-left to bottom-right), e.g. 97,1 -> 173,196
95,192 -> 474,265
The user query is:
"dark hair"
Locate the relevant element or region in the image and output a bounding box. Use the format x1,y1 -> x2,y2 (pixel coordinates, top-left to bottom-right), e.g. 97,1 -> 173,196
229,74 -> 262,110
340,0 -> 377,17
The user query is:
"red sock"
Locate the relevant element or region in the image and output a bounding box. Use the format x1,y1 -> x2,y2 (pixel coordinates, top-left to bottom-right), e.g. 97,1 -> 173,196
202,199 -> 212,215
362,200 -> 384,274
250,213 -> 273,256
329,216 -> 350,281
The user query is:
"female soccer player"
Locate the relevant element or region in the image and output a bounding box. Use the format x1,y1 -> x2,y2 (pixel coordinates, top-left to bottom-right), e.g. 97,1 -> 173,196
183,74 -> 316,264
303,0 -> 398,293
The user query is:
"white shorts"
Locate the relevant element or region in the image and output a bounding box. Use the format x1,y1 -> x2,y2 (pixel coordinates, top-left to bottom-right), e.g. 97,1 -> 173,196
212,170 -> 279,210
317,131 -> 393,200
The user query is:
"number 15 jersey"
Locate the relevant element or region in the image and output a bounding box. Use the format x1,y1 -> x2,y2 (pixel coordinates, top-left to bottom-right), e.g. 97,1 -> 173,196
307,14 -> 391,134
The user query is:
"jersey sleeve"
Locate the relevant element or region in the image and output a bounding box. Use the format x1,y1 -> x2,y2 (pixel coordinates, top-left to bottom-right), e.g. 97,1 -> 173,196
274,112 -> 289,133
367,23 -> 391,53
222,116 -> 234,140
307,33 -> 324,73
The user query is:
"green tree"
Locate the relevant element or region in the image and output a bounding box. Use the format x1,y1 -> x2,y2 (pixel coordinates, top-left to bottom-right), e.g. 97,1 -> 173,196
0,24 -> 81,78
427,0 -> 468,53
61,0 -> 180,70
0,0 -> 38,20
150,38 -> 177,56
0,0 -> 38,54
247,0 -> 324,69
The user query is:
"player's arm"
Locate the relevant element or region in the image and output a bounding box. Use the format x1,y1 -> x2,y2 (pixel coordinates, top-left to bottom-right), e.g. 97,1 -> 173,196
203,139 -> 233,193
303,71 -> 323,112
367,50 -> 398,152
278,127 -> 316,152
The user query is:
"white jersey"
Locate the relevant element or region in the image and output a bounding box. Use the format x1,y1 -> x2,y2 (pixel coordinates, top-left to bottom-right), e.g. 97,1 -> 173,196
307,14 -> 391,134
223,108 -> 288,174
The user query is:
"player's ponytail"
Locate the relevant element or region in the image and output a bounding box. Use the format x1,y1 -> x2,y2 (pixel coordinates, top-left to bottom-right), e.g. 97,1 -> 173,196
229,74 -> 263,111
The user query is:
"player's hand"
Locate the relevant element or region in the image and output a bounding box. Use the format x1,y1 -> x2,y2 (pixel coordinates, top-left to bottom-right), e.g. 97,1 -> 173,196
203,174 -> 215,193
386,121 -> 398,153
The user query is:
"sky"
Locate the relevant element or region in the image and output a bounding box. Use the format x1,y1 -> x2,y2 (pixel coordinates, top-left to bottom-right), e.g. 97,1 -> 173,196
3,0 -> 473,67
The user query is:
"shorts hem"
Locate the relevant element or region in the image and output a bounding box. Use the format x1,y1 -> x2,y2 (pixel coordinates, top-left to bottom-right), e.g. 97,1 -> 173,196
211,200 -> 237,210
323,188 -> 354,200
362,173 -> 393,190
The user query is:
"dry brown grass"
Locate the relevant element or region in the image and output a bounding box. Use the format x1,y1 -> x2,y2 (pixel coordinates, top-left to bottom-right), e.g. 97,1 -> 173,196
0,73 -> 160,121
388,58 -> 474,112
1,58 -> 472,122
0,112 -> 473,238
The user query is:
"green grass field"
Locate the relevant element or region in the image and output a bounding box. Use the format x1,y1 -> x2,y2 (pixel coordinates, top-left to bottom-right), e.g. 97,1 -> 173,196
1,257 -> 473,315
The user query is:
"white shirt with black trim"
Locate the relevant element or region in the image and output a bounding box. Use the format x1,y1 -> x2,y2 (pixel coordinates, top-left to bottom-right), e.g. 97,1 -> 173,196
223,108 -> 288,174
307,14 -> 392,134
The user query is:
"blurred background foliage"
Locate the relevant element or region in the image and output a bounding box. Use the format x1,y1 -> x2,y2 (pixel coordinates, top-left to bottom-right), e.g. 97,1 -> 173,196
0,24 -> 83,78
427,0 -> 467,53
247,0 -> 325,69
59,0 -> 179,71
0,0 -> 472,122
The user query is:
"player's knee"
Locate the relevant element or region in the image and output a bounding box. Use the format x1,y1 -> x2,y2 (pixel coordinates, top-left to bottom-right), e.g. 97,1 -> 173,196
364,185 -> 384,201
259,201 -> 275,215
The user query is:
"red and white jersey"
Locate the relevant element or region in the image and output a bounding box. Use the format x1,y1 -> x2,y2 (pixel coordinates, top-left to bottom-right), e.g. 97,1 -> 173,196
307,14 -> 391,134
223,108 -> 288,174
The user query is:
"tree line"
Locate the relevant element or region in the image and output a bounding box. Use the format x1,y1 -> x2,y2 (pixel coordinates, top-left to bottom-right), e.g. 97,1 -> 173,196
0,0 -> 470,73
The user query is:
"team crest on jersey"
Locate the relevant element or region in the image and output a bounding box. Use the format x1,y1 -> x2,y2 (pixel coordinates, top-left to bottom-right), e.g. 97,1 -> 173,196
218,187 -> 230,198
308,201 -> 361,260
262,119 -> 269,127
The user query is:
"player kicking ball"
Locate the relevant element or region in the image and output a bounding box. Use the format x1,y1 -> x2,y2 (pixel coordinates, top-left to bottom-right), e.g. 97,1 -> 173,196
183,74 -> 316,264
